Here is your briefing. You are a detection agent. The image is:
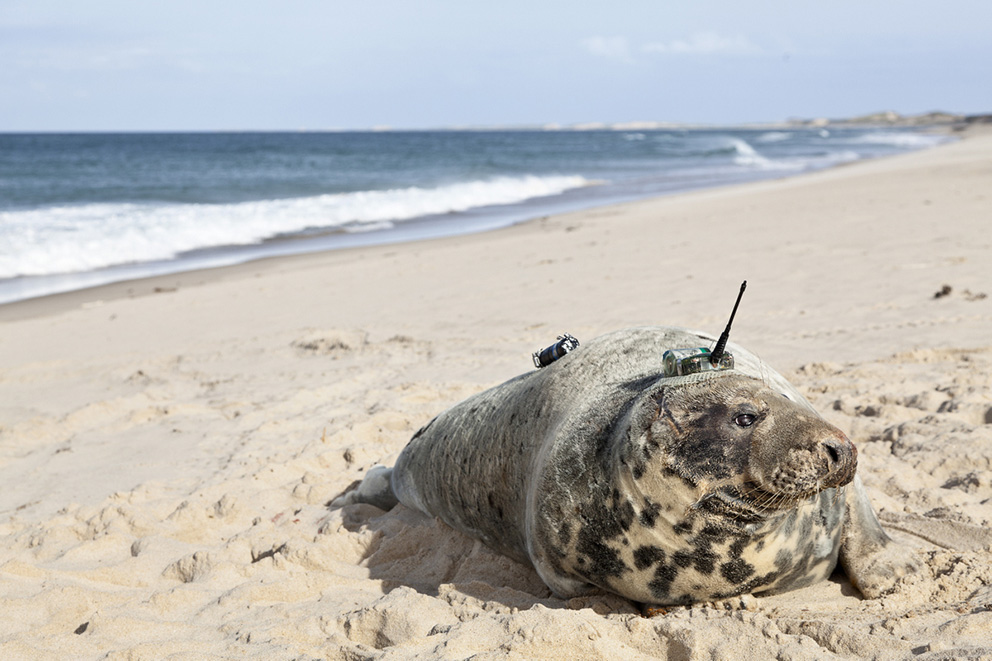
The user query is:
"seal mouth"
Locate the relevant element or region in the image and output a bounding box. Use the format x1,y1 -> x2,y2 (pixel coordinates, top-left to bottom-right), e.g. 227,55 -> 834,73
693,481 -> 840,526
737,481 -> 834,512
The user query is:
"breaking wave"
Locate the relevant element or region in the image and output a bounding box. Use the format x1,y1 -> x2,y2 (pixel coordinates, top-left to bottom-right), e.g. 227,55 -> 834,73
0,175 -> 590,278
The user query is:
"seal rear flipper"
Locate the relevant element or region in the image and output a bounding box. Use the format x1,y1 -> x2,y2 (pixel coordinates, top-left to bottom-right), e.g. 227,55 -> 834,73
531,558 -> 598,599
330,465 -> 399,511
839,474 -> 923,598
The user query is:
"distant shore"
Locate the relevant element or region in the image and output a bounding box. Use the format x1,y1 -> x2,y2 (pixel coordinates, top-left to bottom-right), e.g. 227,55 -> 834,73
359,109 -> 986,132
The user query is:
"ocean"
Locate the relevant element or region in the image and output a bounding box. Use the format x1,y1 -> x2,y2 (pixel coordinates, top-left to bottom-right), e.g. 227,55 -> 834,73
0,127 -> 950,304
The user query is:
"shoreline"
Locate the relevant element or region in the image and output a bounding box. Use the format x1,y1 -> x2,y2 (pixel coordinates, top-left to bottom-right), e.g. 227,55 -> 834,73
0,124 -> 956,313
0,124 -> 972,328
1,122 -> 991,659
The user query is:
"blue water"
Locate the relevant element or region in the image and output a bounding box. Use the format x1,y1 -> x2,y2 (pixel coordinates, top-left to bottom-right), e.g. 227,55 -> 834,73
0,128 -> 950,303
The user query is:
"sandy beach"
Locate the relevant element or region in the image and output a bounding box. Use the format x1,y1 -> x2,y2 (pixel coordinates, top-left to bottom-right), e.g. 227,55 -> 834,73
1,128 -> 991,659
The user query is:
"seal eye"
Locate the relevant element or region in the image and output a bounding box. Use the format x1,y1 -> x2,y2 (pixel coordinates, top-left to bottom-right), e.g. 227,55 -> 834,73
735,413 -> 756,427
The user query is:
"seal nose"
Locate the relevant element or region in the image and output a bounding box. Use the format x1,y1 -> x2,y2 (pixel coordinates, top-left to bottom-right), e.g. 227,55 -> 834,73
820,434 -> 858,488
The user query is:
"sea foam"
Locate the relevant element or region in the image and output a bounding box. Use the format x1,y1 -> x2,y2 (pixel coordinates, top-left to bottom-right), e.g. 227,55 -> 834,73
852,132 -> 948,148
0,175 -> 589,278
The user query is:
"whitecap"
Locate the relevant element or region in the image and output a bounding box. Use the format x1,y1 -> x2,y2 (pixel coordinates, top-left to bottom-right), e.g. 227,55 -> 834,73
728,138 -> 789,170
756,131 -> 791,143
853,132 -> 946,148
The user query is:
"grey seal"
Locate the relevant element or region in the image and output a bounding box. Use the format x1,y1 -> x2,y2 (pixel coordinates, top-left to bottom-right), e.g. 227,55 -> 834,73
339,327 -> 920,605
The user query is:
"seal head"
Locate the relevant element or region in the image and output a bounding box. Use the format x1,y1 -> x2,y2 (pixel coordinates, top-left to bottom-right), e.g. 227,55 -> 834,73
530,369 -> 859,604
654,371 -> 857,512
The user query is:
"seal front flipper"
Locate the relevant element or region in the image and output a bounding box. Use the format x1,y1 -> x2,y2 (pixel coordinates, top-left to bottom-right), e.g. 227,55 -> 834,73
838,475 -> 923,598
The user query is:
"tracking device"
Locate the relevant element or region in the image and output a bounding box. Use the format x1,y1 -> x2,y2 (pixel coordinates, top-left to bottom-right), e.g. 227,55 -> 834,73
662,281 -> 747,377
533,333 -> 580,368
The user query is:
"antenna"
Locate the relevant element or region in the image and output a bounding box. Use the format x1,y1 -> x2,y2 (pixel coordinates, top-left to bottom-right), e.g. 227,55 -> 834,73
710,281 -> 747,365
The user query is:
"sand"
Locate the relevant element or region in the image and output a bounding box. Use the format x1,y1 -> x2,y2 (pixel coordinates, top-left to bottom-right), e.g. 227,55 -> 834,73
1,127 -> 991,660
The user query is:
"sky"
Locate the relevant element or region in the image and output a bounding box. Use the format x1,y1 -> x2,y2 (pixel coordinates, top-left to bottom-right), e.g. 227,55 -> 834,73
1,1 -> 990,131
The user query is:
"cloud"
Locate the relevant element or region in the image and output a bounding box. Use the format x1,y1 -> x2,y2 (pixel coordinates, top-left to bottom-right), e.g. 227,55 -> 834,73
9,45 -> 155,72
642,31 -> 762,56
582,32 -> 763,64
581,36 -> 633,63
